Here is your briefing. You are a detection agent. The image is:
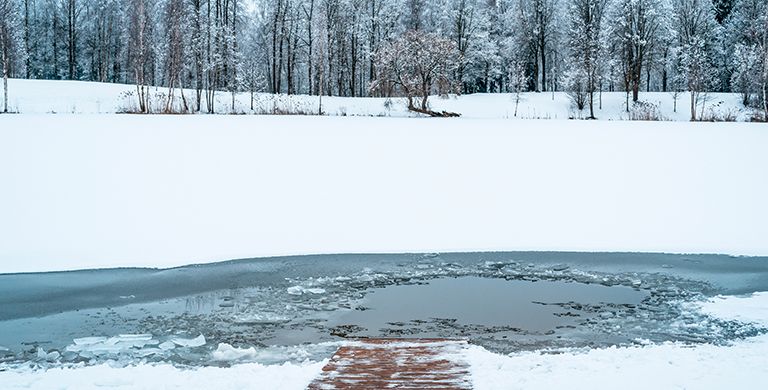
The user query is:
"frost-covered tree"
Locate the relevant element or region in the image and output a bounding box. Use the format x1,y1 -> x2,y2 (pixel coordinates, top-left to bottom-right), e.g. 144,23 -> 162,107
161,0 -> 189,112
461,2 -> 502,93
465,29 -> 502,93
372,30 -> 459,116
127,0 -> 154,112
712,0 -> 736,23
727,0 -> 767,118
610,0 -> 670,103
3,0 -> 764,110
513,0 -> 559,92
451,0 -> 477,93
81,0 -> 122,83
508,55 -> 529,116
566,0 -> 608,118
1,0 -> 25,112
241,18 -> 266,111
672,0 -> 718,121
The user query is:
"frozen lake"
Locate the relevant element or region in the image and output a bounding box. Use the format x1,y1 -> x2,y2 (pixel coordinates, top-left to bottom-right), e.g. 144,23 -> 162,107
1,252 -> 767,367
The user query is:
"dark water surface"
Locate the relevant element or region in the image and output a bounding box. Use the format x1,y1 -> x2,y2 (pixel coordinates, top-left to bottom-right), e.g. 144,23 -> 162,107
0,251 -> 766,366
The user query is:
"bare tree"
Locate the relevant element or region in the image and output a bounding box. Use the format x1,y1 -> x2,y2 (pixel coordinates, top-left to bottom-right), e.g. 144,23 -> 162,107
372,30 -> 460,117
163,0 -> 188,113
567,0 -> 608,119
64,0 -> 79,79
127,0 -> 153,113
508,57 -> 528,117
612,0 -> 667,103
515,0 -> 557,92
761,9 -> 768,120
191,0 -> 204,111
673,0 -> 717,121
452,0 -> 476,94
1,0 -> 24,113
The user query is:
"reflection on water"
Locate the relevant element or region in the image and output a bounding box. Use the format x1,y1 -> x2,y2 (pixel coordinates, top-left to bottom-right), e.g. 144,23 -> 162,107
331,277 -> 647,336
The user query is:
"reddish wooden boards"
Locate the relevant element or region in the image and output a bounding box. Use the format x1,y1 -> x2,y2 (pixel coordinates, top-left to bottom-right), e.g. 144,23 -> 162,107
308,339 -> 472,390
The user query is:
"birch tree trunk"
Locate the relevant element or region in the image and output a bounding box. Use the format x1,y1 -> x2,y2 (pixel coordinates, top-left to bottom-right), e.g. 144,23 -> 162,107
3,48 -> 8,113
690,91 -> 696,121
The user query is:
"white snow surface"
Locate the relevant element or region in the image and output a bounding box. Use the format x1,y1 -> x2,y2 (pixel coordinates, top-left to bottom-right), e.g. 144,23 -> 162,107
699,292 -> 768,326
466,292 -> 768,390
2,78 -> 757,121
1,114 -> 767,273
0,360 -> 327,390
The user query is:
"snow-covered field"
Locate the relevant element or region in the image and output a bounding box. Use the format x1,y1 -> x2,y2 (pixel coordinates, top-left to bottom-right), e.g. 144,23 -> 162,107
2,78 -> 757,120
1,115 -> 767,273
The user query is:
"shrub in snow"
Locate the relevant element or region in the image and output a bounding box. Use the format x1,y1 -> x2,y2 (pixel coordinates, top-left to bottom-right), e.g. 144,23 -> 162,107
628,101 -> 666,121
371,31 -> 461,117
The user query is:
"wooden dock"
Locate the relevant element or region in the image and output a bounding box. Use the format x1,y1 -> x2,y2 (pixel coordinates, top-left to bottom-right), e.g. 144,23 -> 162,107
308,338 -> 472,390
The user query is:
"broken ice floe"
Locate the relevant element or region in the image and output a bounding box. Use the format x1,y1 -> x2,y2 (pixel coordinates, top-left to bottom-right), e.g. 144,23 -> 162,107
232,313 -> 290,324
211,342 -> 340,365
171,334 -> 206,348
61,333 -> 207,363
66,334 -> 158,357
36,348 -> 60,362
211,343 -> 259,361
287,286 -> 326,295
5,254 -> 763,368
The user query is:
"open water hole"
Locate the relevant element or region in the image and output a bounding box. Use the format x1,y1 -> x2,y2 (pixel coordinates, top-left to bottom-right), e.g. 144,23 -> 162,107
2,251 -> 767,367
329,276 -> 647,336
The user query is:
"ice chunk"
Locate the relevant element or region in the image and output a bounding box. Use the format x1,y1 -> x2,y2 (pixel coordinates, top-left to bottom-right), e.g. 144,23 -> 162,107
171,334 -> 206,348
287,286 -> 303,295
36,347 -> 60,362
0,345 -> 9,351
211,343 -> 258,361
66,334 -> 158,356
109,334 -> 157,348
73,336 -> 107,346
287,286 -> 326,295
135,348 -> 163,357
158,341 -> 176,351
117,334 -> 153,341
233,313 -> 289,324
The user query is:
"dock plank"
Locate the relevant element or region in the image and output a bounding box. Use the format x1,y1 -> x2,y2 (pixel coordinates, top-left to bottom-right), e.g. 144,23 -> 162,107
308,339 -> 472,390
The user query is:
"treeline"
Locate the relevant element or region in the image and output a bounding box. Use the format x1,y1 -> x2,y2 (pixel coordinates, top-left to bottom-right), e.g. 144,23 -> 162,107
0,0 -> 766,116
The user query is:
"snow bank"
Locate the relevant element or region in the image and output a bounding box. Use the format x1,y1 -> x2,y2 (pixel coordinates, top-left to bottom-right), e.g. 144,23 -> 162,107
1,115 -> 767,273
699,292 -> 768,326
0,360 -> 327,390
466,292 -> 768,390
3,78 -> 756,121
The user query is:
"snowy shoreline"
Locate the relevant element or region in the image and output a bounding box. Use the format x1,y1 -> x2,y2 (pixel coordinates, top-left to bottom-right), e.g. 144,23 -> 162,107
1,292 -> 766,390
2,78 -> 761,121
